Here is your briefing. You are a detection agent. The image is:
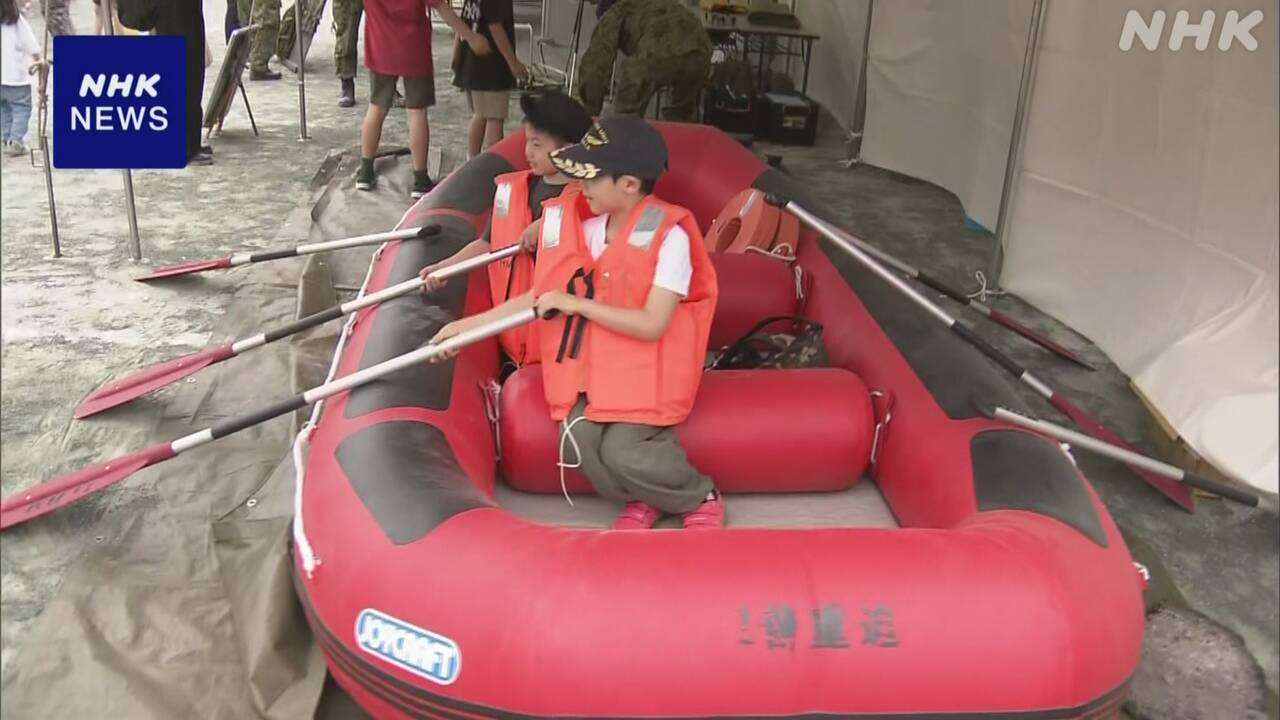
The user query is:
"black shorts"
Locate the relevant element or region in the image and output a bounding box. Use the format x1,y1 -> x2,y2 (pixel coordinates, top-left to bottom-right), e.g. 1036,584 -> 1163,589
369,71 -> 436,109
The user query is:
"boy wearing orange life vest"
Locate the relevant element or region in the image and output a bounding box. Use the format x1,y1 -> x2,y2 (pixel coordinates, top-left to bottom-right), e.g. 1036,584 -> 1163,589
433,116 -> 724,529
419,90 -> 593,366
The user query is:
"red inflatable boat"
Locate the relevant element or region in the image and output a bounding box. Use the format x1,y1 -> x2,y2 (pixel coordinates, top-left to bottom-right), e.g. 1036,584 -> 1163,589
293,124 -> 1143,718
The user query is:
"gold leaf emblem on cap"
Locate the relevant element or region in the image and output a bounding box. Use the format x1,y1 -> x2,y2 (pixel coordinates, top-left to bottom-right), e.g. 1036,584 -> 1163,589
582,124 -> 609,149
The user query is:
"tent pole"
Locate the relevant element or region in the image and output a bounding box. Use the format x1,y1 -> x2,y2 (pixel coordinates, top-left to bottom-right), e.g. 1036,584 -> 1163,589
987,0 -> 1047,286
845,0 -> 874,165
295,0 -> 309,140
103,0 -> 143,261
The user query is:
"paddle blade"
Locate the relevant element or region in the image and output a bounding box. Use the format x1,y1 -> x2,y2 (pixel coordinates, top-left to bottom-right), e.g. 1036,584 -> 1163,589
134,256 -> 233,281
986,309 -> 1097,371
0,441 -> 176,530
1048,393 -> 1196,512
74,343 -> 236,418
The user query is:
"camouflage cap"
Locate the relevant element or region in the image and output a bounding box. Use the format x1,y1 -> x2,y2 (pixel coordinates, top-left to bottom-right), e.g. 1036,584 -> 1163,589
549,116 -> 668,182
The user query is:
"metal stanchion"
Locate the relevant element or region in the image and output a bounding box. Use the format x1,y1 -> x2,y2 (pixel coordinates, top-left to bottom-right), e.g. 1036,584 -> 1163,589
35,28 -> 60,257
295,0 -> 308,141
103,0 -> 143,261
986,0 -> 1048,285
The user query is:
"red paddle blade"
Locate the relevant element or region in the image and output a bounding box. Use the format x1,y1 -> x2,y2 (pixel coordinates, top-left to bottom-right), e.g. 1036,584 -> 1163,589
0,441 -> 176,530
1048,393 -> 1195,512
986,309 -> 1097,371
74,343 -> 236,418
134,256 -> 233,281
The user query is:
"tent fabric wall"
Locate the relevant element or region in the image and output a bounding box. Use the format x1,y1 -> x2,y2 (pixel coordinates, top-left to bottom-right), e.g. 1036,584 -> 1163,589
1001,0 -> 1278,492
790,0 -> 871,135
858,0 -> 1034,230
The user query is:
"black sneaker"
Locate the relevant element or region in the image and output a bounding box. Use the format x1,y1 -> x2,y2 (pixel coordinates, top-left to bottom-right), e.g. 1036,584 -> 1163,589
392,89 -> 405,108
250,68 -> 282,81
411,170 -> 434,199
338,78 -> 355,108
356,159 -> 376,191
188,150 -> 214,166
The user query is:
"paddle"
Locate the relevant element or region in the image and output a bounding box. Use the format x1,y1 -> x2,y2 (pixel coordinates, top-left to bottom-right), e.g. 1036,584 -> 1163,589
77,243 -> 523,418
770,195 -> 1196,512
2,308 -> 542,530
134,224 -> 442,282
979,403 -> 1271,511
824,224 -> 1094,370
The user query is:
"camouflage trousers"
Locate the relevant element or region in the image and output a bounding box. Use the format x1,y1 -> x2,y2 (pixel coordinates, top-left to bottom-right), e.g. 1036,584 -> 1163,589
276,0 -> 328,67
331,0 -> 362,79
611,49 -> 710,122
236,0 -> 281,71
40,0 -> 74,36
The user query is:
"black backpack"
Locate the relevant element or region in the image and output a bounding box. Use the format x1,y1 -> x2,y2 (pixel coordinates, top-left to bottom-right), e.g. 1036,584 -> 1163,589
116,0 -> 158,32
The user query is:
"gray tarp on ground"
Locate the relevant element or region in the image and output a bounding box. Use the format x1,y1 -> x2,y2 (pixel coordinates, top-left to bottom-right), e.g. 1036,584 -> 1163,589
1,152 -> 422,719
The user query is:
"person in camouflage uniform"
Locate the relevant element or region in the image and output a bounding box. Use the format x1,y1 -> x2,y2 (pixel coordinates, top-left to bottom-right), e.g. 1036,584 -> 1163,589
236,0 -> 282,79
572,0 -> 711,122
331,0 -> 362,106
39,0 -> 73,36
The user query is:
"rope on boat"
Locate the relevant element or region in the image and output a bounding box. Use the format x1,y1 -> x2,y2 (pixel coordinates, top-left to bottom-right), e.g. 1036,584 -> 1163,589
557,415 -> 591,507
293,204 -> 417,578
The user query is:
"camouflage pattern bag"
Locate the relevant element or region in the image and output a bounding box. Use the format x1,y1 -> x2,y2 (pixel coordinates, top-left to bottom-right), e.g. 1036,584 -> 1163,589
708,315 -> 828,370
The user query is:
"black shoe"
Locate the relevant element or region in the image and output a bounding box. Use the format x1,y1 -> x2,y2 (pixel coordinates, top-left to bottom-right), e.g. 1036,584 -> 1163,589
338,78 -> 355,108
188,150 -> 214,166
250,68 -> 282,81
392,89 -> 405,108
356,159 -> 376,191
411,170 -> 434,199
200,145 -> 213,155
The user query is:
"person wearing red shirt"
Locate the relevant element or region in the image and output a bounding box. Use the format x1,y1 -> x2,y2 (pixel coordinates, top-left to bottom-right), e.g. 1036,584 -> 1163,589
358,0 -> 489,198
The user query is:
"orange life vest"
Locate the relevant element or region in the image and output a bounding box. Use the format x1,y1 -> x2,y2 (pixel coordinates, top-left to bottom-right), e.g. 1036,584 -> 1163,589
487,172 -> 579,365
531,194 -> 718,425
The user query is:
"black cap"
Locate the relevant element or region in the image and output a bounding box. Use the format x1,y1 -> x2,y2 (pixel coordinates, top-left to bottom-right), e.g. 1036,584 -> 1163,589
519,90 -> 594,146
549,116 -> 668,182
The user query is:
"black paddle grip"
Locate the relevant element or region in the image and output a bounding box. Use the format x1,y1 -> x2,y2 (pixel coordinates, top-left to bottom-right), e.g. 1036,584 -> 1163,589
763,193 -> 790,208
417,224 -> 442,239
211,395 -> 308,439
250,248 -> 300,262
951,322 -> 1026,378
916,270 -> 971,305
263,305 -> 344,343
1183,473 -> 1259,508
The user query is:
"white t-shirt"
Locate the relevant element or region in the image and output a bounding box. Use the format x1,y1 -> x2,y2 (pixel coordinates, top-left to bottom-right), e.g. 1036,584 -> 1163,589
581,213 -> 693,296
1,17 -> 39,87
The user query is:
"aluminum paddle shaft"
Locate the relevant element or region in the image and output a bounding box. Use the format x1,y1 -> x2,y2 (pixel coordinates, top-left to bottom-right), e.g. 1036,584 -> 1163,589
773,196 -> 1195,511
2,309 -> 539,530
984,405 -> 1268,510
825,224 -> 1094,370
135,224 -> 442,281
76,243 -> 523,418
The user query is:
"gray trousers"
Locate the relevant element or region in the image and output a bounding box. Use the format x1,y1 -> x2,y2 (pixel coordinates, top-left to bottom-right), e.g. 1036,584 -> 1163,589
564,396 -> 713,514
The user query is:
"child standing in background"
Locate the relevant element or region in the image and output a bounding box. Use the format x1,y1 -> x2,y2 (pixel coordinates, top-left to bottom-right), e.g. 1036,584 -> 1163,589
0,0 -> 39,157
452,0 -> 528,158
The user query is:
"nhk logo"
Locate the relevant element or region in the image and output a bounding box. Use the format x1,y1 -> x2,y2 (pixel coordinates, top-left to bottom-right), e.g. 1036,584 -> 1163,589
72,74 -> 170,132
53,35 -> 185,169
354,609 -> 461,685
1119,9 -> 1264,51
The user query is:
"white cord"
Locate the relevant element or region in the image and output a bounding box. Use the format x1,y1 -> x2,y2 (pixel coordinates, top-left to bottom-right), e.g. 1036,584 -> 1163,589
966,270 -> 1007,303
292,204 -> 417,577
745,244 -> 796,263
556,414 -> 590,507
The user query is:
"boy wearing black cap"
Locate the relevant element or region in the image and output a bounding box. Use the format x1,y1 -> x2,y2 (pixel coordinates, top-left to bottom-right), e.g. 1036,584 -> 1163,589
436,116 -> 724,530
421,90 -> 593,367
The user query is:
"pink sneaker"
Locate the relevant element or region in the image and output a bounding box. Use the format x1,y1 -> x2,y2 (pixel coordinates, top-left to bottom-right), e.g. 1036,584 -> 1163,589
612,501 -> 662,530
683,493 -> 725,530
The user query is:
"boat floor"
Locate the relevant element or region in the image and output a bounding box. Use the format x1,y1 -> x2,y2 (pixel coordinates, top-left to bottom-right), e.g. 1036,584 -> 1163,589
495,479 -> 899,529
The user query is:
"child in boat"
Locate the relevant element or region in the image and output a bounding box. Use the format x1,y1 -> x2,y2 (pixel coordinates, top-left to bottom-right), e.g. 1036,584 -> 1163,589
419,89 -> 592,366
432,116 -> 724,530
